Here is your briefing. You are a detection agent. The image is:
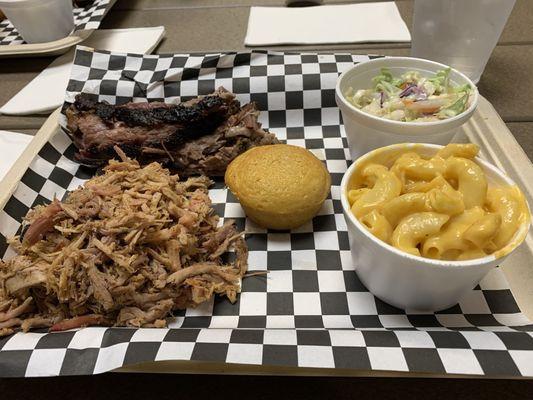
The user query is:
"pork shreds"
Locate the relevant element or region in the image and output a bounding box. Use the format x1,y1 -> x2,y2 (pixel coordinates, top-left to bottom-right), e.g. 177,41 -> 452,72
0,148 -> 248,336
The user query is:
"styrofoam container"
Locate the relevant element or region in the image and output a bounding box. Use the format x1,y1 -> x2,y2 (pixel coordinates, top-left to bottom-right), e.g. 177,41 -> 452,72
0,0 -> 74,44
340,143 -> 531,312
335,57 -> 479,161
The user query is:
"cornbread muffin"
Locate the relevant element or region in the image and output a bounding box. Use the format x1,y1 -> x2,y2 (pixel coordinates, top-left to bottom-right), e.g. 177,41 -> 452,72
225,144 -> 331,230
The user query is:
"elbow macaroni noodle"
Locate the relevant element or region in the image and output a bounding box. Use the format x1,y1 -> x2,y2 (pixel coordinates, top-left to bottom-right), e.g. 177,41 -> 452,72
348,144 -> 530,260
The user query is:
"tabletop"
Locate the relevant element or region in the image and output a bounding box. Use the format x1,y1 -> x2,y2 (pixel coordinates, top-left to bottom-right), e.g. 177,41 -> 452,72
1,0 -> 532,398
0,0 -> 532,159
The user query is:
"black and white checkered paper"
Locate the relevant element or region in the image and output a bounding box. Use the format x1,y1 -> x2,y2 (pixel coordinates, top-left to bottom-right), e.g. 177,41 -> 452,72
0,0 -> 113,46
1,47 -> 532,378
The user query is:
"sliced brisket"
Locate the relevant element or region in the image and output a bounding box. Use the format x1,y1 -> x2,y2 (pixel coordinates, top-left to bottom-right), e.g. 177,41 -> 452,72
66,87 -> 279,175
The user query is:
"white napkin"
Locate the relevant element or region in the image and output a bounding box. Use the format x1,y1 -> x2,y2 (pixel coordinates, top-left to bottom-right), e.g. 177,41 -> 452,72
0,130 -> 33,180
245,3 -> 411,46
0,26 -> 165,115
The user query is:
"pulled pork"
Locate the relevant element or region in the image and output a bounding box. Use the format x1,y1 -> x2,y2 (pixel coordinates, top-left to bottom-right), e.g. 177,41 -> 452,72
0,148 -> 248,336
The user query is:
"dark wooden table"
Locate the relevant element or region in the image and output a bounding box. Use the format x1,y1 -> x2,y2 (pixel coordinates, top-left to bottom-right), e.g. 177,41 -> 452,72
1,372 -> 533,399
1,1 -> 532,398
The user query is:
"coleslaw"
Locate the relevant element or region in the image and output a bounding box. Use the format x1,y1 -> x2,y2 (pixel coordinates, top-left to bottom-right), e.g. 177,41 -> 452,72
344,68 -> 472,122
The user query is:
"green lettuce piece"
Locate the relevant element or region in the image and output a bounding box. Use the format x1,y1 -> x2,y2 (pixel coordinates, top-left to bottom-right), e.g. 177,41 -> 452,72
428,68 -> 451,93
453,83 -> 472,94
375,81 -> 400,96
372,68 -> 403,90
437,93 -> 468,118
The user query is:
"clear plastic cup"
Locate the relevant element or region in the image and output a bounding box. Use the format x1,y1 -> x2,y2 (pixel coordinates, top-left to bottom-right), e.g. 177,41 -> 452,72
410,0 -> 516,83
0,0 -> 74,44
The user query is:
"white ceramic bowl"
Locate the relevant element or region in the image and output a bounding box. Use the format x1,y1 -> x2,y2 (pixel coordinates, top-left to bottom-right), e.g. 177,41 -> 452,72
335,57 -> 479,161
340,143 -> 531,312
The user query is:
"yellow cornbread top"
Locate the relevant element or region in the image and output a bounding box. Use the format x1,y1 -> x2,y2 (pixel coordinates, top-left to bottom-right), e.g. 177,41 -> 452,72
225,144 -> 331,214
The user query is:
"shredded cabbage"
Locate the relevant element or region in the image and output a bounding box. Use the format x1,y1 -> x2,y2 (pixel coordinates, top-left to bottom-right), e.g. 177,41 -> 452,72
344,67 -> 472,122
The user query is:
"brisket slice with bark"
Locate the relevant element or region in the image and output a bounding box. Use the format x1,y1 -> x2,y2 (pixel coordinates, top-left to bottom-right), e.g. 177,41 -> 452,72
66,87 -> 239,165
142,102 -> 279,177
65,87 -> 279,176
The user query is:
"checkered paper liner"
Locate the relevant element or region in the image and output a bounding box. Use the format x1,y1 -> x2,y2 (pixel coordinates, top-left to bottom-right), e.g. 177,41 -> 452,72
0,0 -> 112,46
1,47 -> 533,378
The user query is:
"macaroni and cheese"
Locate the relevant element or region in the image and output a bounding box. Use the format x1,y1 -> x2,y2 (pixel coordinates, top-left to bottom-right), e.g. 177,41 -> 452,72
348,143 -> 530,260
